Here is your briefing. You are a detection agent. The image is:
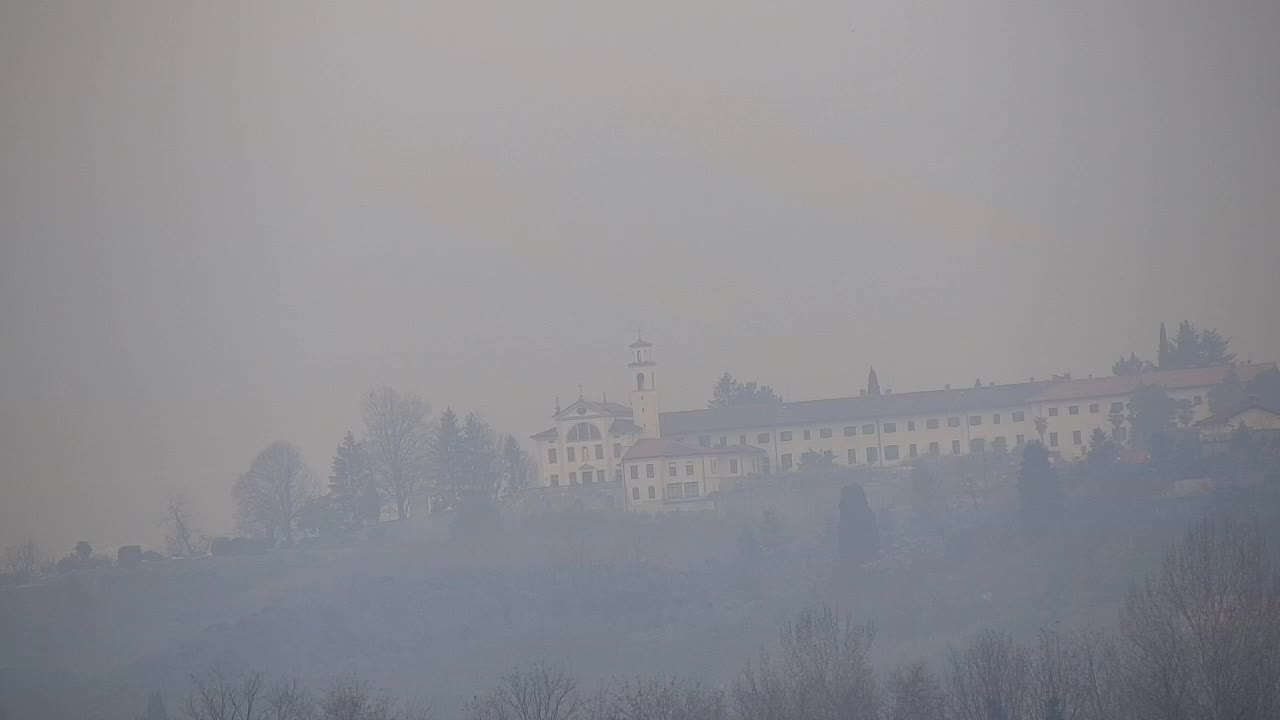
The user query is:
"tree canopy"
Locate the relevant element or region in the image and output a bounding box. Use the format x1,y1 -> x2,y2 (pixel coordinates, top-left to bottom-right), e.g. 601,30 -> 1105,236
709,372 -> 782,408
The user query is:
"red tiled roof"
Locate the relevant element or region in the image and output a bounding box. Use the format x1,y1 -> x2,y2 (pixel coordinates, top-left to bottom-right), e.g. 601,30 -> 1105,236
1029,363 -> 1275,403
660,381 -> 1058,435
1195,399 -> 1280,427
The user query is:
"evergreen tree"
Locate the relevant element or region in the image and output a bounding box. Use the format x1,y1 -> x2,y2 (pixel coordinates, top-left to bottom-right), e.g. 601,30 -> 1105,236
1196,328 -> 1236,366
709,372 -> 782,407
837,483 -> 878,565
1018,441 -> 1061,537
710,372 -> 739,408
459,412 -> 500,504
139,692 -> 169,720
329,431 -> 370,525
867,367 -> 881,397
74,541 -> 92,560
1086,428 -> 1118,468
497,433 -> 533,498
1113,352 -> 1156,376
1158,321 -> 1170,369
430,407 -> 465,510
1127,384 -> 1189,451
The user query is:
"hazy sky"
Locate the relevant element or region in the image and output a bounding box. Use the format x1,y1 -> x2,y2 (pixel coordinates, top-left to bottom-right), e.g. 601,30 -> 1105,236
2,0 -> 1278,553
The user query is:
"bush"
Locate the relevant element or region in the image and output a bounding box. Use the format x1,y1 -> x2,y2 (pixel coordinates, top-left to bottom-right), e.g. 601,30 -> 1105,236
117,546 -> 143,568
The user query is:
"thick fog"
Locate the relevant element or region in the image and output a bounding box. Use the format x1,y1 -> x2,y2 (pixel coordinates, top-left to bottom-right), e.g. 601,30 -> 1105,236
3,3 -> 1280,719
3,0 -> 1278,551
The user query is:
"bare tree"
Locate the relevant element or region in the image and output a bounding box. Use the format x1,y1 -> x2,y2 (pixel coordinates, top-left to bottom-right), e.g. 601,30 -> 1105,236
265,678 -> 311,720
467,663 -> 582,720
1118,514 -> 1280,720
362,387 -> 431,520
165,492 -> 203,556
318,676 -> 394,720
947,630 -> 1032,720
3,536 -> 39,582
596,677 -> 727,720
234,442 -> 313,546
733,607 -> 879,720
884,661 -> 946,720
186,669 -> 265,720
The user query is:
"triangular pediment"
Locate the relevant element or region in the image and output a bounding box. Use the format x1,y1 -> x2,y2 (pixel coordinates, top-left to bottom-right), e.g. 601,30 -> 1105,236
555,398 -> 633,421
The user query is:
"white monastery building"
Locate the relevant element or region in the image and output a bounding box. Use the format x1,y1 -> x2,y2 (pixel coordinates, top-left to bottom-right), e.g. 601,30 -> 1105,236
531,337 -> 1275,510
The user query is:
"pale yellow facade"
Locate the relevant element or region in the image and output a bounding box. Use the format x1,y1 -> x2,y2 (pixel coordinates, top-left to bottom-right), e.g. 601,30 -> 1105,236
531,340 -> 1275,495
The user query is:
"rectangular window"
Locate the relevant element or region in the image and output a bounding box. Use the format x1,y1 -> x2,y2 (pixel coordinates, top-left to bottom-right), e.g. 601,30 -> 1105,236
550,474 -> 560,487
848,448 -> 857,464
739,435 -> 747,445
567,447 -> 576,462
648,485 -> 655,499
1110,401 -> 1124,413
631,486 -> 639,501
1194,395 -> 1203,406
668,463 -> 677,477
947,417 -> 961,427
803,429 -> 812,440
969,415 -> 982,426
927,419 -> 940,430
970,438 -> 985,453
820,428 -> 833,439
757,433 -> 771,444
863,424 -> 875,434
844,426 -> 856,436
1050,432 -> 1059,447
884,422 -> 897,433
907,420 -> 916,431
1089,404 -> 1100,414
1069,406 -> 1079,416
730,459 -> 739,473
630,464 -> 639,480
909,444 -> 918,458
1016,434 -> 1025,445
614,443 -> 622,456
1013,411 -> 1025,422
1073,430 -> 1082,445
548,448 -> 558,464
595,444 -> 604,460
685,462 -> 694,476
699,435 -> 710,448
666,483 -> 683,500
615,468 -> 623,482
780,431 -> 793,442
993,437 -> 1006,451
597,470 -> 607,483
719,436 -> 728,447
1048,407 -> 1058,417
993,413 -> 1001,425
951,440 -> 961,454
867,447 -> 879,463
929,442 -> 940,455
684,482 -> 700,498
569,472 -> 577,484
646,463 -> 655,479
781,453 -> 793,470
884,445 -> 899,461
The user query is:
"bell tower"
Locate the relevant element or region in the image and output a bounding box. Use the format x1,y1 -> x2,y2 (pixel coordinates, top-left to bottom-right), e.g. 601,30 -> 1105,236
628,335 -> 660,438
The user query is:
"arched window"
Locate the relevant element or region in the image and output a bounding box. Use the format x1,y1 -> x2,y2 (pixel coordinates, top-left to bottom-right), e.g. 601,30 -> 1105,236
636,373 -> 645,390
565,422 -> 602,442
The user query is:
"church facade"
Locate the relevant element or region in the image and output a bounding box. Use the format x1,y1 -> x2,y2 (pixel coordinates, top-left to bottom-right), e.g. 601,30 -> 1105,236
531,337 -> 1274,510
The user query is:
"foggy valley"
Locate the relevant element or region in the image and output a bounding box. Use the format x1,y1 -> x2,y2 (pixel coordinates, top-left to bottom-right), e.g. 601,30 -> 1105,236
3,1 -> 1280,719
